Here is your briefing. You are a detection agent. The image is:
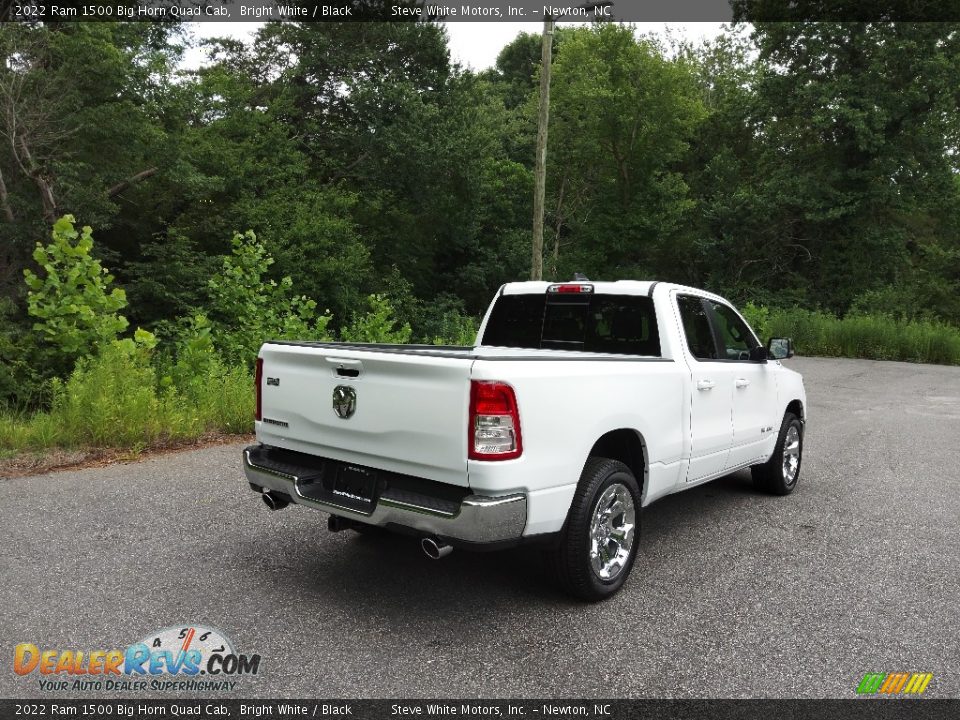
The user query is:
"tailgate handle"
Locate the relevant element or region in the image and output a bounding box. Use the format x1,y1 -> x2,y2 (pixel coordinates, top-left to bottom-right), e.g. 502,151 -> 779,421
327,357 -> 363,378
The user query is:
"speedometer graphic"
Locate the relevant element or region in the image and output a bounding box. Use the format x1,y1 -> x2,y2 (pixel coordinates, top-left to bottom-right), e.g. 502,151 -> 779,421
137,625 -> 235,674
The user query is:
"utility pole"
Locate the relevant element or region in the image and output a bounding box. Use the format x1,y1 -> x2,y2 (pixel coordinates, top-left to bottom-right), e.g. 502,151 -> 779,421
530,3 -> 613,281
531,15 -> 554,281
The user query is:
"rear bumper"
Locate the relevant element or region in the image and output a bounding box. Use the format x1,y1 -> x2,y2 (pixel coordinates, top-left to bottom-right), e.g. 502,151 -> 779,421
243,445 -> 527,544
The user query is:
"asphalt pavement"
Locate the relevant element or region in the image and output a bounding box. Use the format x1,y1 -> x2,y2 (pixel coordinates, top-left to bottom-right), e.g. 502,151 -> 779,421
2,357 -> 958,699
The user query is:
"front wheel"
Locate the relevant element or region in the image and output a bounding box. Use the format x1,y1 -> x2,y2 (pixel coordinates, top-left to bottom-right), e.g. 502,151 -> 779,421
751,412 -> 803,495
546,457 -> 641,601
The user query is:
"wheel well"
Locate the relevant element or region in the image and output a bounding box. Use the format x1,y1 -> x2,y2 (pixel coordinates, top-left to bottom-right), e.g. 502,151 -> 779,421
588,429 -> 646,493
786,399 -> 804,422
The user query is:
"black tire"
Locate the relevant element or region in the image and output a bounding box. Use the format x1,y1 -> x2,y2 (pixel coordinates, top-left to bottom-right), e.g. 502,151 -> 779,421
751,412 -> 803,495
546,457 -> 641,601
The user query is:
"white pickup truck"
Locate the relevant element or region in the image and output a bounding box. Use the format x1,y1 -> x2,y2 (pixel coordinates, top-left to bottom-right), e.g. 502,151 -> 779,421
243,280 -> 806,600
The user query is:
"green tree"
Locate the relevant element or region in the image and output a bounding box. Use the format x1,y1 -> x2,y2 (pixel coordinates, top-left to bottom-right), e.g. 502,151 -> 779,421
24,215 -> 129,357
739,22 -> 960,312
206,230 -> 332,366
682,27 -> 792,300
545,25 -> 707,280
0,22 -> 184,300
482,31 -> 543,110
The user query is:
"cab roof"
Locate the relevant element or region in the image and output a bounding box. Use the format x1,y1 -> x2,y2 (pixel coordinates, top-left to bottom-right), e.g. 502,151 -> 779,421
500,280 -> 728,302
501,280 -> 657,296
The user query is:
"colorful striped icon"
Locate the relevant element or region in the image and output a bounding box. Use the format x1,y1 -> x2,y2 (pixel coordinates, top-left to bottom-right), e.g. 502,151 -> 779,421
857,672 -> 933,695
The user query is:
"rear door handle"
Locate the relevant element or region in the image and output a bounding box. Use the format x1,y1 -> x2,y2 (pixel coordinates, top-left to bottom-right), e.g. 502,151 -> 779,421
735,378 -> 750,388
696,380 -> 716,390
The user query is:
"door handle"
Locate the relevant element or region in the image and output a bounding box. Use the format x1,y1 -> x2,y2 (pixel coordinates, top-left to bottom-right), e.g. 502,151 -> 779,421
326,357 -> 363,378
735,378 -> 750,388
696,380 -> 716,390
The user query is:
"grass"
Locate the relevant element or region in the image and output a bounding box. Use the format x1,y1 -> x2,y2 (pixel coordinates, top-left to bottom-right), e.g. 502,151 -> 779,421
0,344 -> 252,455
763,309 -> 960,365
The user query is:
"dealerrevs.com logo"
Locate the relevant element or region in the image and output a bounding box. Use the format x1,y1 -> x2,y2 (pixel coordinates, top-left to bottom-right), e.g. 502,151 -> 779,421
14,625 -> 261,692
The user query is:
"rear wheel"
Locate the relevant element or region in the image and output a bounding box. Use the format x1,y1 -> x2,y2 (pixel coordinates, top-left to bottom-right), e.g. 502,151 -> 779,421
751,412 -> 803,495
546,457 -> 641,601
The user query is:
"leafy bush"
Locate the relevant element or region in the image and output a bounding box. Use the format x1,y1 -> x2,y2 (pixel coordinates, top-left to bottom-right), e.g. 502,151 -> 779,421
157,313 -> 252,436
739,301 -> 770,341
412,293 -> 479,346
0,337 -> 251,452
0,299 -> 52,409
207,230 -> 332,366
340,294 -> 413,344
23,216 -> 129,357
428,312 -> 479,347
848,286 -> 925,321
48,340 -> 162,447
374,273 -> 478,345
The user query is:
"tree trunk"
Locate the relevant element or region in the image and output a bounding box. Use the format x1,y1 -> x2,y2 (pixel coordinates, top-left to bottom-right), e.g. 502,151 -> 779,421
550,174 -> 566,279
0,165 -> 13,222
16,136 -> 56,222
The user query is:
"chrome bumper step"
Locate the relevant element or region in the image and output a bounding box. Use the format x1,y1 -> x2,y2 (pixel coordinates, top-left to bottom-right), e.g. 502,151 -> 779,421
243,445 -> 527,544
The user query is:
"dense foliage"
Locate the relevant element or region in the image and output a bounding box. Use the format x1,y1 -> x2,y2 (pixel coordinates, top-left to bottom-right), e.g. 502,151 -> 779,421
1,20 -> 959,450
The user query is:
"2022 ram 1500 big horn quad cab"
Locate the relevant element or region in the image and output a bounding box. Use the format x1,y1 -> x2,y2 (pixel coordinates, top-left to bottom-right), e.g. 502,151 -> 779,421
243,280 -> 806,600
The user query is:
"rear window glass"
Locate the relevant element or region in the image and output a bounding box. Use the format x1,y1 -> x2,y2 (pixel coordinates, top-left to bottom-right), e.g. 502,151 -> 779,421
481,293 -> 661,357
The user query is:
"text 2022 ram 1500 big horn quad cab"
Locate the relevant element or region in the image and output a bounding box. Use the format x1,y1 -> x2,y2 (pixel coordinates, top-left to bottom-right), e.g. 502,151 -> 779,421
243,279 -> 806,600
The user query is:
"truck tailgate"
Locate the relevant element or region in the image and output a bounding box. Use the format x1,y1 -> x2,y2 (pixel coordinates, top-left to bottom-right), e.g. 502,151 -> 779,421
256,343 -> 474,487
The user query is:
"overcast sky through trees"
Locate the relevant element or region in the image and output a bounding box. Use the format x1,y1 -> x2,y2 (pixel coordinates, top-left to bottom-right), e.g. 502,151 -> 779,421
185,21 -> 727,70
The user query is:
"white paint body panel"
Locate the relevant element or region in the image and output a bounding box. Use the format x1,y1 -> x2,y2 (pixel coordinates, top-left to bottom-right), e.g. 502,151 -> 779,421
257,343 -> 474,487
255,281 -> 807,538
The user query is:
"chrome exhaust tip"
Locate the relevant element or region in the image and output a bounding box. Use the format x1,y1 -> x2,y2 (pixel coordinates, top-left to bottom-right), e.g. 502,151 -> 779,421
262,491 -> 289,511
421,537 -> 453,560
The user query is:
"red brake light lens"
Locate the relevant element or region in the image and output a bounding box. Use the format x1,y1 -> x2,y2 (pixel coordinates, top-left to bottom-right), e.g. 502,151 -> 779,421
547,284 -> 594,294
254,357 -> 263,422
469,381 -> 522,461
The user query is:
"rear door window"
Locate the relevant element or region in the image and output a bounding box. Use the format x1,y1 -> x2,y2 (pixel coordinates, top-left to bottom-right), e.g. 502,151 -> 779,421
676,295 -> 719,360
481,293 -> 661,357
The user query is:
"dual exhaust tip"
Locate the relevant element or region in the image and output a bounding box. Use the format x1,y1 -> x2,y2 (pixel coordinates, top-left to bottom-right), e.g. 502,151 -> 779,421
329,514 -> 453,560
264,492 -> 452,559
261,491 -> 290,511
420,536 -> 453,560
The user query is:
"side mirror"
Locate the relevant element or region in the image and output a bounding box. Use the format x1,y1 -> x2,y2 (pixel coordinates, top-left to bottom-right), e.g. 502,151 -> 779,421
767,337 -> 794,360
749,345 -> 768,362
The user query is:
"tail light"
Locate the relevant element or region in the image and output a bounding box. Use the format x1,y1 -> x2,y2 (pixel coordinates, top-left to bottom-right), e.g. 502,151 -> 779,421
469,381 -> 522,461
547,284 -> 593,293
254,357 -> 263,421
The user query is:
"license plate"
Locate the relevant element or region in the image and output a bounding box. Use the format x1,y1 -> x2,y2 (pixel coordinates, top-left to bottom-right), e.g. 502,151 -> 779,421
329,464 -> 377,509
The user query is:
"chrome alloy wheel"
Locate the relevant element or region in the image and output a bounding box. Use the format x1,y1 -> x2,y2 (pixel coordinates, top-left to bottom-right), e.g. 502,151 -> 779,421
782,425 -> 801,484
588,483 -> 636,581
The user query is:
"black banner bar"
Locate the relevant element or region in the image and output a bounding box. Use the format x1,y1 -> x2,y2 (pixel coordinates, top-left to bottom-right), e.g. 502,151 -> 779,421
3,0 -> 960,23
1,699 -> 959,720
